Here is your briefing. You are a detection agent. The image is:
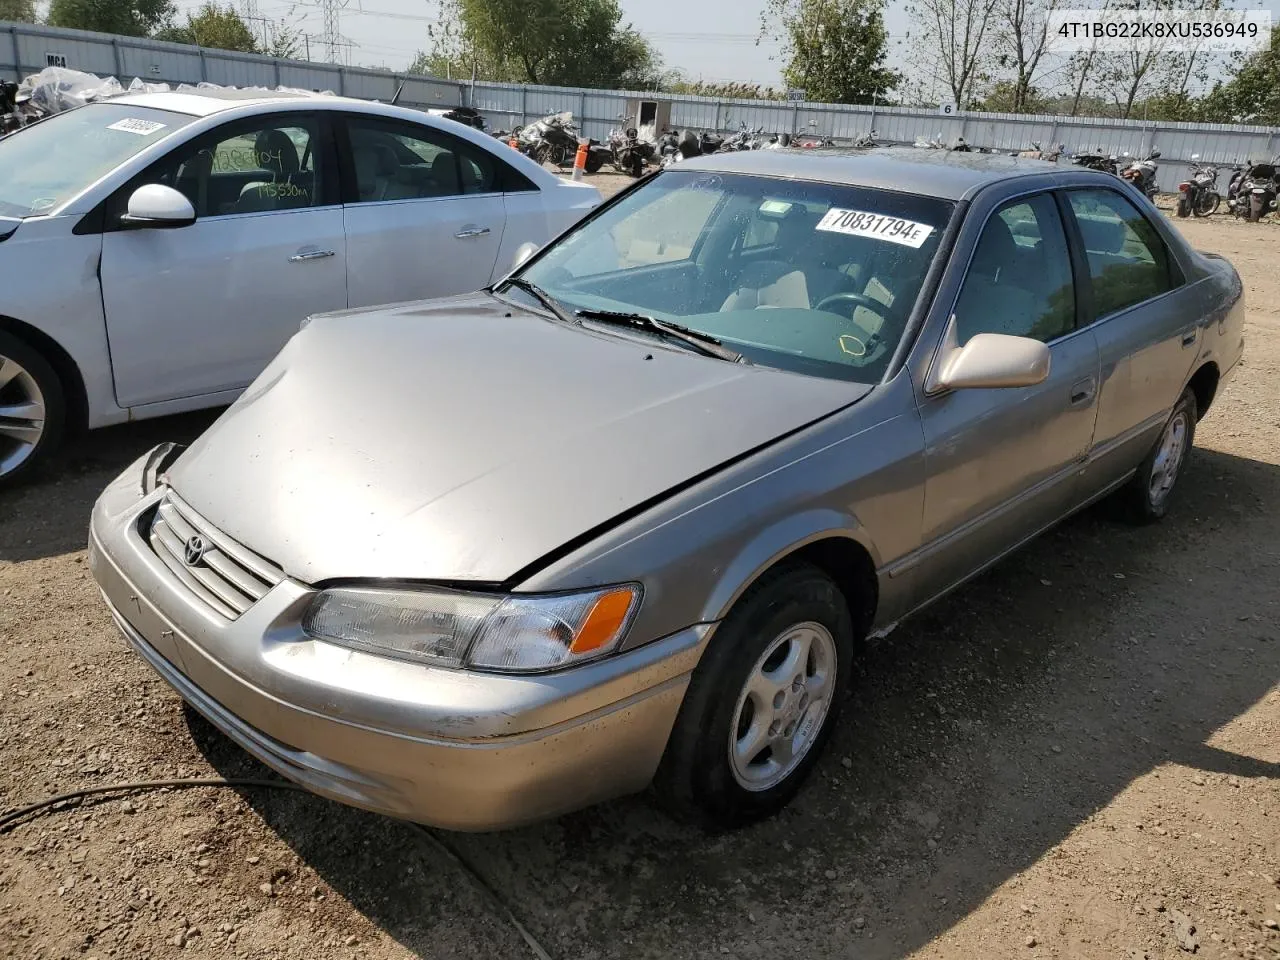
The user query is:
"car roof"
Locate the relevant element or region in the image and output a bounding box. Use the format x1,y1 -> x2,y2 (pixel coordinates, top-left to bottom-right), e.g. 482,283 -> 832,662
680,147 -> 1070,201
110,88 -> 346,117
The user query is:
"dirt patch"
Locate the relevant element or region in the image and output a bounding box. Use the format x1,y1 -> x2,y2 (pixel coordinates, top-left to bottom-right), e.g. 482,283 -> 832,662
2,214 -> 1278,960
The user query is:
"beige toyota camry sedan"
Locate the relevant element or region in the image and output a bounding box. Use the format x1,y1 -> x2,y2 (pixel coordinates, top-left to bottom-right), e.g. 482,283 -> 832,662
89,148 -> 1245,831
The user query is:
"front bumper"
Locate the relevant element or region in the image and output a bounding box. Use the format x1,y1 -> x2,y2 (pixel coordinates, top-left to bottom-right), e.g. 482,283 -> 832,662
87,454 -> 708,831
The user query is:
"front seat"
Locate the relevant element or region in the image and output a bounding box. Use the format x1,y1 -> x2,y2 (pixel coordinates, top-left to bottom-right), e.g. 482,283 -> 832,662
236,129 -> 302,213
721,207 -> 859,311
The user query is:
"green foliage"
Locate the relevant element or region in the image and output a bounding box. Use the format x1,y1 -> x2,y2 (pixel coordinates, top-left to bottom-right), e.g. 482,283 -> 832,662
1200,27 -> 1279,126
46,0 -> 175,37
762,0 -> 898,103
423,0 -> 662,88
0,0 -> 37,23
664,78 -> 787,100
153,3 -> 257,52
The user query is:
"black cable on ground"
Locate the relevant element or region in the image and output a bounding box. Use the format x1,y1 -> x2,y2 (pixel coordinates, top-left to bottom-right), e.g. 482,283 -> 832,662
0,778 -> 310,832
0,778 -> 556,960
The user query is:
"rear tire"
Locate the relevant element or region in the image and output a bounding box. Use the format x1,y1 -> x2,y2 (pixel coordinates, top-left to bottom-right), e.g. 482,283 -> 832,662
1249,194 -> 1264,222
0,329 -> 65,486
653,562 -> 855,829
1117,389 -> 1196,524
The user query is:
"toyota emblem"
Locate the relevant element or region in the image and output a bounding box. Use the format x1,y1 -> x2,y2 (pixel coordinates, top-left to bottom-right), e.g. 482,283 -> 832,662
183,535 -> 207,566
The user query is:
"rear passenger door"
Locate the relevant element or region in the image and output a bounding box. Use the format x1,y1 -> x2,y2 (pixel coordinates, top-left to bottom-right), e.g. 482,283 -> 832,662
1061,188 -> 1197,488
338,115 -> 507,308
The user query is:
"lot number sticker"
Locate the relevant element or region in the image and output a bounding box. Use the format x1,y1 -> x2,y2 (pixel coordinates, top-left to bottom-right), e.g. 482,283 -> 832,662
817,208 -> 935,248
107,118 -> 167,136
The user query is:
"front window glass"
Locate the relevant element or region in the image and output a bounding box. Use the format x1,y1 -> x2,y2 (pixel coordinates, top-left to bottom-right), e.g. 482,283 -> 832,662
0,103 -> 194,217
513,171 -> 954,382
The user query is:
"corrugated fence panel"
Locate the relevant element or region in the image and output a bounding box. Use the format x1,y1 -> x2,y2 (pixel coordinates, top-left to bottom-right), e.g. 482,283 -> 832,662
277,62 -> 341,93
200,54 -> 274,88
13,26 -> 116,76
399,76 -> 459,107
341,70 -> 398,102
119,44 -> 203,85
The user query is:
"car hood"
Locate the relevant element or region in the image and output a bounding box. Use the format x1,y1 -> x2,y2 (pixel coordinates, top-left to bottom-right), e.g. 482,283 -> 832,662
169,294 -> 868,585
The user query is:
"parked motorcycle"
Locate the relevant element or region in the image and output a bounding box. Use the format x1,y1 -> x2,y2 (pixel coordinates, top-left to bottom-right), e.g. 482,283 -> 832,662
1120,148 -> 1161,202
1018,141 -> 1065,162
608,118 -> 655,177
1227,156 -> 1279,222
1071,148 -> 1118,176
794,133 -> 833,149
658,128 -> 682,167
720,122 -> 766,152
851,130 -> 879,149
1175,155 -> 1221,218
519,112 -> 610,172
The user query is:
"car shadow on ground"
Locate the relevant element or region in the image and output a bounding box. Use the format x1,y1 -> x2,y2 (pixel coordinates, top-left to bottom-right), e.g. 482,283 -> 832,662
0,411 -> 219,563
182,444 -> 1280,959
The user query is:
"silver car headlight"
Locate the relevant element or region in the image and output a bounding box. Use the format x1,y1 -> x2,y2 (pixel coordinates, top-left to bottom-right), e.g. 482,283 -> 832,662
301,584 -> 642,673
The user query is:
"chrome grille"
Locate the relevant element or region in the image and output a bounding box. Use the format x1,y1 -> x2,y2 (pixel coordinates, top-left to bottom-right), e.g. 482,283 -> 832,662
147,492 -> 283,619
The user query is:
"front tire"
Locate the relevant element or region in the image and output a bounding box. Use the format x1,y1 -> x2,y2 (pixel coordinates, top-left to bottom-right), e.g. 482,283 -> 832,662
0,329 -> 65,485
653,562 -> 854,828
1175,194 -> 1190,217
1118,388 -> 1196,524
1193,190 -> 1220,217
1249,194 -> 1264,222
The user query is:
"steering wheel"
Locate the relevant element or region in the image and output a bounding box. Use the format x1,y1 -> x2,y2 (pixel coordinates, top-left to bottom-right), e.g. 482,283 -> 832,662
813,291 -> 899,358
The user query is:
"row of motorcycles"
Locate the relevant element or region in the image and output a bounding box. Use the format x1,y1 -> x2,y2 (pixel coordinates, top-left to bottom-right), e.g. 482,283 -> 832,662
1069,147 -> 1163,201
492,112 -> 854,179
1175,155 -> 1279,223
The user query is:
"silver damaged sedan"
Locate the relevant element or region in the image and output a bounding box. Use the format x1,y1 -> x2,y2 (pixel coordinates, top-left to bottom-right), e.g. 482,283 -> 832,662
89,148 -> 1246,830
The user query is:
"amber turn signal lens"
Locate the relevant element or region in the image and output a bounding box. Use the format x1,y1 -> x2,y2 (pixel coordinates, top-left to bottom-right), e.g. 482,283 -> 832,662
568,588 -> 637,655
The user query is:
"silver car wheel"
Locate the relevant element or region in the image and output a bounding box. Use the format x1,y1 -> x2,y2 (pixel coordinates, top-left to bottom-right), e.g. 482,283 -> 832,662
0,354 -> 46,477
1148,409 -> 1189,505
728,621 -> 837,792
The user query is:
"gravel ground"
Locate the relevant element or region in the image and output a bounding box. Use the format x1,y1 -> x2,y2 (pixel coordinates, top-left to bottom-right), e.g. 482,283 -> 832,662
1,196 -> 1279,960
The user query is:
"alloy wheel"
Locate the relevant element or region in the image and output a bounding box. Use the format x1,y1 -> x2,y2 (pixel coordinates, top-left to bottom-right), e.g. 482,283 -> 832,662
0,353 -> 46,477
728,621 -> 837,792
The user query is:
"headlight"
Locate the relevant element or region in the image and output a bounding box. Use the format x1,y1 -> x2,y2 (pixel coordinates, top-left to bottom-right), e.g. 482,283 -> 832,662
301,584 -> 641,673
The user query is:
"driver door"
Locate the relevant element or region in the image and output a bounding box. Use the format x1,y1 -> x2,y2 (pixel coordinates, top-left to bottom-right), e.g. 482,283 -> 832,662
910,192 -> 1101,601
100,112 -> 347,409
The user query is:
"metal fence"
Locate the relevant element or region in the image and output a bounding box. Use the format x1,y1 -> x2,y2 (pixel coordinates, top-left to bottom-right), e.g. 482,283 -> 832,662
463,81 -> 1280,193
4,19 -> 1279,193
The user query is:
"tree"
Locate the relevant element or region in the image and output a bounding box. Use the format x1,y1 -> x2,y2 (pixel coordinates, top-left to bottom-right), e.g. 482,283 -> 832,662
262,17 -> 305,60
153,3 -> 257,52
428,0 -> 662,88
993,0 -> 1062,112
47,0 -> 175,37
0,0 -> 37,23
1201,26 -> 1278,125
761,0 -> 899,104
906,0 -> 1001,108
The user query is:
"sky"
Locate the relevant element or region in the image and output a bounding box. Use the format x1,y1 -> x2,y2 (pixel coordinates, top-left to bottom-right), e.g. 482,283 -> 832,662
174,0 -> 1278,90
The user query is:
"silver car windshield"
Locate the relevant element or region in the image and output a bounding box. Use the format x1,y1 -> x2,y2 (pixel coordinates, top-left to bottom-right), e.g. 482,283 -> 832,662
0,103 -> 193,218
514,170 -> 954,382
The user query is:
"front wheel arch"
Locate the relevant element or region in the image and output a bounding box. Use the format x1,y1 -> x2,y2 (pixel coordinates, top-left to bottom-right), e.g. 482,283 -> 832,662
701,514 -> 881,641
0,315 -> 89,435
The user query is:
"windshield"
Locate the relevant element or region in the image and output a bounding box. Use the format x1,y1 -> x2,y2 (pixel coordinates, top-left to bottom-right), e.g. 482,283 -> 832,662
511,170 -> 954,381
0,103 -> 193,217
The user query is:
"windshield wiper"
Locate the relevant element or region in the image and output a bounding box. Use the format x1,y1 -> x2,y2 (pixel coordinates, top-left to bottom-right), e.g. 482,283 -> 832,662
575,308 -> 748,364
501,277 -> 576,326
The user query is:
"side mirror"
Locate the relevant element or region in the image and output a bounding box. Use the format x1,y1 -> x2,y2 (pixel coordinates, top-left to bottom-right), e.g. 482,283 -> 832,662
928,320 -> 1051,392
120,184 -> 196,229
511,240 -> 540,271
1150,149 -> 1162,159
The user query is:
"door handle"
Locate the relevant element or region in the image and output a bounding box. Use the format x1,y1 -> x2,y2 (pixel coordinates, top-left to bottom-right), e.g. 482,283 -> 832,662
1069,377 -> 1096,406
454,226 -> 491,239
289,249 -> 336,262
1181,328 -> 1198,347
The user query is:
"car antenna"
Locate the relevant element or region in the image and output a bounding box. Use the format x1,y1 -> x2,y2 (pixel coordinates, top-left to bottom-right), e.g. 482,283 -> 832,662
390,80 -> 405,105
